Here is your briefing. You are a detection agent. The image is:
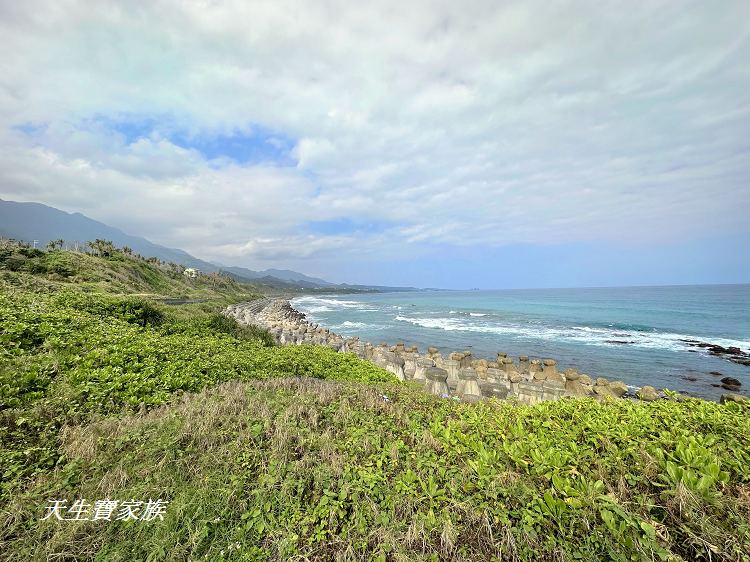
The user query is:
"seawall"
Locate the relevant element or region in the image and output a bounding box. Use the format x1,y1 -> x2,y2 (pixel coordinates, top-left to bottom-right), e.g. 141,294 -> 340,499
223,299 -> 738,405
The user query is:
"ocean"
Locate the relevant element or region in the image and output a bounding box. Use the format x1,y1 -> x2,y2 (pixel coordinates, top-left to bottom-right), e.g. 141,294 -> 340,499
291,284 -> 750,400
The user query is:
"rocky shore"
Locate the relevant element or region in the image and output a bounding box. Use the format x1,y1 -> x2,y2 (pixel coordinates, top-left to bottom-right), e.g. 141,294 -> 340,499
680,339 -> 750,366
224,299 -> 746,405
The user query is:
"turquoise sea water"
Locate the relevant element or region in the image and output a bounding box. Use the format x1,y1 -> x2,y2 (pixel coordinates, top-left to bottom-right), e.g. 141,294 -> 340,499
292,284 -> 750,400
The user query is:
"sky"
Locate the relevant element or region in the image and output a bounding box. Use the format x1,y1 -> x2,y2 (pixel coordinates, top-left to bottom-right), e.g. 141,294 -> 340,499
1,0 -> 749,289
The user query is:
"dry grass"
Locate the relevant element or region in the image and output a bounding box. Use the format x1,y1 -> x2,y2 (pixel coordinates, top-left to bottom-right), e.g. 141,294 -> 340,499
3,376 -> 749,561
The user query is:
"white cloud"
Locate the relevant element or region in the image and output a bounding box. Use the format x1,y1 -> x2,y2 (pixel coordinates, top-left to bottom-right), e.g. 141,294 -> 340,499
293,137 -> 337,169
1,0 -> 748,276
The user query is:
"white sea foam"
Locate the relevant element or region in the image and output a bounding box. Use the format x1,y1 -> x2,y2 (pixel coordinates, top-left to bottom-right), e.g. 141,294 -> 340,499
330,320 -> 388,331
394,316 -> 750,353
292,296 -> 368,310
446,310 -> 489,317
306,306 -> 333,313
568,325 -> 750,352
394,316 -> 465,330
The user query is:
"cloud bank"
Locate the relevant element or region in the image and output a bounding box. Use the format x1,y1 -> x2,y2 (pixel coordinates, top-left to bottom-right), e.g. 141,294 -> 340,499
1,0 -> 748,285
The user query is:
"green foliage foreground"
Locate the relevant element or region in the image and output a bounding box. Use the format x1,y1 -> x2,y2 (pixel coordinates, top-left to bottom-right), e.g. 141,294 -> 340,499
1,267 -> 750,560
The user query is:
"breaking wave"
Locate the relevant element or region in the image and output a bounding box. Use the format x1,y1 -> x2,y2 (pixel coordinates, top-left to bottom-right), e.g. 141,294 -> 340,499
393,316 -> 750,353
292,296 -> 370,312
447,310 -> 489,317
329,320 -> 388,331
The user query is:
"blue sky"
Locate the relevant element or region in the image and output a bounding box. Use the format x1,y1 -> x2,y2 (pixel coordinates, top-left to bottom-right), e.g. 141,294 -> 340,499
19,115 -> 299,166
1,1 -> 749,288
108,116 -> 297,166
305,218 -> 393,236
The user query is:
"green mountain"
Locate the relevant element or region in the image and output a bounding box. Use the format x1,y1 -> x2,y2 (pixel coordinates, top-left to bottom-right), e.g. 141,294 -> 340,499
0,198 -> 221,272
0,199 -> 418,291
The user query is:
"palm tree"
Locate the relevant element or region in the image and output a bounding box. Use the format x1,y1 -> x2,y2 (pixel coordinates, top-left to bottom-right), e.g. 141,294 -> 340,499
87,239 -> 116,257
46,239 -> 64,251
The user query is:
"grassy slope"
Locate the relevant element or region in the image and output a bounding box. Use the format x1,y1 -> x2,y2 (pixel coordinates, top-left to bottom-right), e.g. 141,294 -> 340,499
1,247 -> 749,561
0,244 -> 263,299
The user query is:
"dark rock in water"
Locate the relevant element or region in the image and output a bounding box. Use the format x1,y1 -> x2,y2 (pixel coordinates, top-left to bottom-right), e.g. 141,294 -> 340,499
687,349 -> 697,353
720,377 -> 741,387
722,384 -> 741,392
682,376 -> 698,382
709,371 -> 723,376
720,393 -> 748,404
711,383 -> 721,387
682,340 -> 750,366
605,340 -> 635,344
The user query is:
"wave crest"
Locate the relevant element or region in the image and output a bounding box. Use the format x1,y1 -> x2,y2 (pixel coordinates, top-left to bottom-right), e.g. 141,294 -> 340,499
394,315 -> 749,353
292,296 -> 369,311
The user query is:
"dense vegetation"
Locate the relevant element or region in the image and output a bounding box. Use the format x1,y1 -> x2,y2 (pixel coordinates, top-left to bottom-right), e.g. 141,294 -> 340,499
0,238 -> 261,298
1,242 -> 749,561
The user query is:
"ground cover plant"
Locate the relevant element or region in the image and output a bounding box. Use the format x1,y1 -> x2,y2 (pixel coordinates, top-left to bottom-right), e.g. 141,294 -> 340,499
1,244 -> 749,561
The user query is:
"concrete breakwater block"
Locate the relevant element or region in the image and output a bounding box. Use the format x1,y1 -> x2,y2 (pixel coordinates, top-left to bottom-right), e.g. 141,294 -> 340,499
223,299 -> 639,406
442,359 -> 461,391
457,368 -> 482,402
413,357 -> 433,383
425,367 -> 450,397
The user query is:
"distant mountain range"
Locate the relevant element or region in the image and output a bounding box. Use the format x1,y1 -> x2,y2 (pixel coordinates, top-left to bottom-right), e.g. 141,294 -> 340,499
0,199 -> 417,291
219,265 -> 334,287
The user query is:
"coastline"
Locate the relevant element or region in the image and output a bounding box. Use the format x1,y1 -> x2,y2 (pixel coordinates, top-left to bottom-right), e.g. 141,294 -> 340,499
224,298 -> 747,405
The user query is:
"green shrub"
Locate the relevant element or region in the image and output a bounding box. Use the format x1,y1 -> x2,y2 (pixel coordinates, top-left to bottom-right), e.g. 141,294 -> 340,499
48,262 -> 73,277
17,247 -> 44,259
205,313 -> 277,346
0,245 -> 13,263
2,278 -> 749,561
43,253 -> 75,277
0,290 -> 393,501
49,291 -> 164,327
22,261 -> 47,274
3,255 -> 27,271
161,312 -> 276,346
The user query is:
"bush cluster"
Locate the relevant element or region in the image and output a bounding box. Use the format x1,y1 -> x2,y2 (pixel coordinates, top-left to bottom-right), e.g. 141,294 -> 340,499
1,252 -> 749,561
0,290 -> 393,501
0,243 -> 73,277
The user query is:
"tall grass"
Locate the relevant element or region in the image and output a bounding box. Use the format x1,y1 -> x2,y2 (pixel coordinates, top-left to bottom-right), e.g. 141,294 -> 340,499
1,245 -> 749,561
